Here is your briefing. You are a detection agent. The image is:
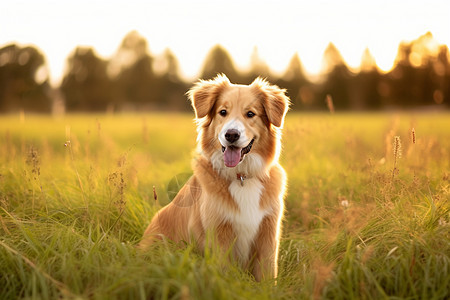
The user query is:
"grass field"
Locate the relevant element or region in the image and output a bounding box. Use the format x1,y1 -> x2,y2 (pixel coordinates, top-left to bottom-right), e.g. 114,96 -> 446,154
0,112 -> 449,299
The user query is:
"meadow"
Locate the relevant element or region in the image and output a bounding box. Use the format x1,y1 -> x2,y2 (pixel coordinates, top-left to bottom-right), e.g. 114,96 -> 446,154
0,112 -> 449,299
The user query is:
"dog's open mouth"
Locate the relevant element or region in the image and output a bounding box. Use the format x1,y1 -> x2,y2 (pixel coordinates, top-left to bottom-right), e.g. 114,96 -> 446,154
221,139 -> 254,168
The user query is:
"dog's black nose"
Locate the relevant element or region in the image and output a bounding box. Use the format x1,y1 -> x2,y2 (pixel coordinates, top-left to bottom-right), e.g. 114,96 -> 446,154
225,129 -> 240,143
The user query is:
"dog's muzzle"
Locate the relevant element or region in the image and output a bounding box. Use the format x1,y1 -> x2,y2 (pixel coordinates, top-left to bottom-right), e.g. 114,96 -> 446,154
221,138 -> 254,168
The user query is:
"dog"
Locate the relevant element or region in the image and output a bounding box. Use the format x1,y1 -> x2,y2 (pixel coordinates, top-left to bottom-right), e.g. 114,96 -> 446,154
139,74 -> 289,281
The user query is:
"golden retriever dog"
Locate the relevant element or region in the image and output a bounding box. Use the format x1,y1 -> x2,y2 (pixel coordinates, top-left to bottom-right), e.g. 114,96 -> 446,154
139,74 -> 289,281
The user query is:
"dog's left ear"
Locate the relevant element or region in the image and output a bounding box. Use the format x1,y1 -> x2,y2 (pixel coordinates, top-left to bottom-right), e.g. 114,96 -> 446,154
187,74 -> 230,119
251,78 -> 290,127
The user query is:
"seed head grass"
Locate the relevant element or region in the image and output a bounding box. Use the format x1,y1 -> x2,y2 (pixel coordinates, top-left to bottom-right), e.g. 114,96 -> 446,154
0,112 -> 449,299
391,135 -> 402,182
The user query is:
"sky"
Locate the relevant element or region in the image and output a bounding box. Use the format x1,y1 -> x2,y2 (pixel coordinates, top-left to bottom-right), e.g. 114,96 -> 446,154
1,0 -> 449,85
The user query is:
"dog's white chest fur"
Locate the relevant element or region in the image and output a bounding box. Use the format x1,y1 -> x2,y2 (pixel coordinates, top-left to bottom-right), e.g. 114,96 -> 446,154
226,178 -> 267,263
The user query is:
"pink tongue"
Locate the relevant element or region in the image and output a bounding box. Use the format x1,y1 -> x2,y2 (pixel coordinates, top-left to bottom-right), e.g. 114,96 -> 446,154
223,147 -> 241,168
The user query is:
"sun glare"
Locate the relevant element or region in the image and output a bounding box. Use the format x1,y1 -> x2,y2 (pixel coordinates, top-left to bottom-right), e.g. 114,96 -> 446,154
1,0 -> 449,84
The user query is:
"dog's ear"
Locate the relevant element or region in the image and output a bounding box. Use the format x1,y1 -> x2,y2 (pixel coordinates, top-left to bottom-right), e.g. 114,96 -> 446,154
187,74 -> 230,119
251,78 -> 290,127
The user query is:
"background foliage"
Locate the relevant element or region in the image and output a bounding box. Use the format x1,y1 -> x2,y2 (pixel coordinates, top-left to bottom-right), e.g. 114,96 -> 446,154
1,31 -> 449,113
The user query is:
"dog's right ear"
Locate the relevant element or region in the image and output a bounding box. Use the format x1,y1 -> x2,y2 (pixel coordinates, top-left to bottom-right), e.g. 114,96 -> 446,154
251,77 -> 290,128
187,74 -> 230,119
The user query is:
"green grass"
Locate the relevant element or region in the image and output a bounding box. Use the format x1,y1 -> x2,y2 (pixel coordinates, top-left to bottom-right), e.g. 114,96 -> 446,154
0,112 -> 449,299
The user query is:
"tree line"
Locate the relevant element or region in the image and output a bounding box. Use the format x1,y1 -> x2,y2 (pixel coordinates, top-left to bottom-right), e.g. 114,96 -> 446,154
0,31 -> 448,113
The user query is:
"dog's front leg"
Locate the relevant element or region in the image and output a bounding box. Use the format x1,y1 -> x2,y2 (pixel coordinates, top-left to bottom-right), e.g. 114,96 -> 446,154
251,215 -> 280,281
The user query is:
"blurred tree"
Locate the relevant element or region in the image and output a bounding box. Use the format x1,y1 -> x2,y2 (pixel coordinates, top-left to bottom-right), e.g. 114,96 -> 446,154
3,31 -> 445,113
0,44 -> 51,112
199,45 -> 242,83
108,31 -> 149,78
419,34 -> 449,107
351,48 -> 381,109
61,47 -> 113,111
320,43 -> 352,109
387,33 -> 427,107
433,45 -> 450,105
116,55 -> 155,107
153,49 -> 190,110
248,46 -> 271,80
159,48 -> 182,82
276,53 -> 313,109
110,31 -> 157,109
387,42 -> 412,107
360,47 -> 378,72
387,32 -> 446,108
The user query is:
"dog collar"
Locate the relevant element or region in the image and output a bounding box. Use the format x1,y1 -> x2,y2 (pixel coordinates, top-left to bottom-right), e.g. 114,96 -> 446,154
236,173 -> 246,186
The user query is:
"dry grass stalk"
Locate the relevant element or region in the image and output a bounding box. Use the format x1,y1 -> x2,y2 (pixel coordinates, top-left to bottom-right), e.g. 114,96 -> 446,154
406,127 -> 417,159
142,117 -> 149,144
96,118 -> 102,138
153,186 -> 158,205
180,285 -> 190,300
108,171 -> 127,212
392,136 -> 402,182
325,94 -> 335,113
26,146 -> 43,212
0,215 -> 11,235
393,136 -> 402,163
26,146 -> 40,180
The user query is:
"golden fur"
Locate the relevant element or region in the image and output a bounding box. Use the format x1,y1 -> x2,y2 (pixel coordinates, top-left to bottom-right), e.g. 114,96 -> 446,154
139,74 -> 290,281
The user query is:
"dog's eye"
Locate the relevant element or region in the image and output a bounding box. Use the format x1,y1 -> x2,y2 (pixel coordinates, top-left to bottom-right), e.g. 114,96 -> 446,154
246,111 -> 256,118
219,110 -> 227,117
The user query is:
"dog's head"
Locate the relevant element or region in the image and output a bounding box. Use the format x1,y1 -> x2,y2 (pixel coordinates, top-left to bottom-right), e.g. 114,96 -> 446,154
188,74 -> 290,171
